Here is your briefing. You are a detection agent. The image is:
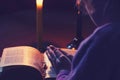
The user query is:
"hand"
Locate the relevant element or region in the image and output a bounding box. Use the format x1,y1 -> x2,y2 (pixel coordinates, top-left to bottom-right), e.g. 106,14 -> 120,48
46,45 -> 72,74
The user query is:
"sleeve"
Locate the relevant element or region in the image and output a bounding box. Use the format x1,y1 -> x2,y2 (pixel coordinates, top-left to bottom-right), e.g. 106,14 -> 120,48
57,24 -> 119,80
57,70 -> 70,80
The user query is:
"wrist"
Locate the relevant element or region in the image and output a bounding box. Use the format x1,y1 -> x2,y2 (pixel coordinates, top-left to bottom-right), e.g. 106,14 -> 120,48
57,70 -> 70,79
57,69 -> 70,74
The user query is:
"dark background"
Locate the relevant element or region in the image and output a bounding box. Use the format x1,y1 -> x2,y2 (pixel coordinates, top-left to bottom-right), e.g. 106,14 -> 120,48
0,0 -> 75,14
0,0 -> 95,56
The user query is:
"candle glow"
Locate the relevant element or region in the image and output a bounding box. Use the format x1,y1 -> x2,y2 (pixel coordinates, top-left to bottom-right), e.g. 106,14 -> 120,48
36,0 -> 43,9
36,0 -> 43,50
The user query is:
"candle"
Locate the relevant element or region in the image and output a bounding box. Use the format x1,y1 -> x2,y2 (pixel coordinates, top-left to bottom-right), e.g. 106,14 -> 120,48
76,0 -> 81,14
36,0 -> 43,50
36,0 -> 43,9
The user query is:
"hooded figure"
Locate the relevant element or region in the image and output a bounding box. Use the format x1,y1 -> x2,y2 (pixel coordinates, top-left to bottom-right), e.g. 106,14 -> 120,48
46,0 -> 120,80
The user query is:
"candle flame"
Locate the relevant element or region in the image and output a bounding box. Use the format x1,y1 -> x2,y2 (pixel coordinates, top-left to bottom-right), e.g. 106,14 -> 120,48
36,0 -> 43,9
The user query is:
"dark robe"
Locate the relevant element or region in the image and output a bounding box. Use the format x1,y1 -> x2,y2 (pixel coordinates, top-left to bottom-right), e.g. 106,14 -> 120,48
57,23 -> 120,80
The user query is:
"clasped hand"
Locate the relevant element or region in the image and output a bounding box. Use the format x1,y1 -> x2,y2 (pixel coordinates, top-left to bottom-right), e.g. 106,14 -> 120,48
45,45 -> 73,74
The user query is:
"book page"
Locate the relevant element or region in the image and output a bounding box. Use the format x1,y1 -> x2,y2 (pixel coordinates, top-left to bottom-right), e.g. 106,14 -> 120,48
0,57 -> 2,73
44,53 -> 57,78
0,46 -> 44,73
61,48 -> 76,56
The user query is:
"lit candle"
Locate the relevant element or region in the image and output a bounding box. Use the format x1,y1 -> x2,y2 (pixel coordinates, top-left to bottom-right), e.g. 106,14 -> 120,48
76,0 -> 81,14
36,0 -> 43,50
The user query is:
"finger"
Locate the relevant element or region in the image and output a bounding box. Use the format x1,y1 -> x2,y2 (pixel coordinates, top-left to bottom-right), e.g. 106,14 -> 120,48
46,47 -> 61,65
47,46 -> 62,66
48,45 -> 56,50
48,45 -> 61,58
59,55 -> 72,64
59,49 -> 73,61
54,48 -> 73,61
46,51 -> 57,69
48,45 -> 62,59
59,49 -> 70,57
54,48 -> 62,58
54,48 -> 70,57
58,55 -> 72,70
47,46 -> 57,59
53,48 -> 73,62
56,58 -> 61,64
45,51 -> 53,62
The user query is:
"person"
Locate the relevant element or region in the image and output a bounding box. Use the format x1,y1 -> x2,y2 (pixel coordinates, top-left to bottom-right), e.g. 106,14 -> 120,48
46,0 -> 120,80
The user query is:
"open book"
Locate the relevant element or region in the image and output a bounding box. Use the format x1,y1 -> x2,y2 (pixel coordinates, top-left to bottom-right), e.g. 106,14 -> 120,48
0,46 -> 76,78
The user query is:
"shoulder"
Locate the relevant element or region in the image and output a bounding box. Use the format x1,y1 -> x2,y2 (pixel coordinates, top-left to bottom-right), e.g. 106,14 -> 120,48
88,22 -> 120,52
90,23 -> 120,42
93,23 -> 113,36
95,23 -> 120,35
